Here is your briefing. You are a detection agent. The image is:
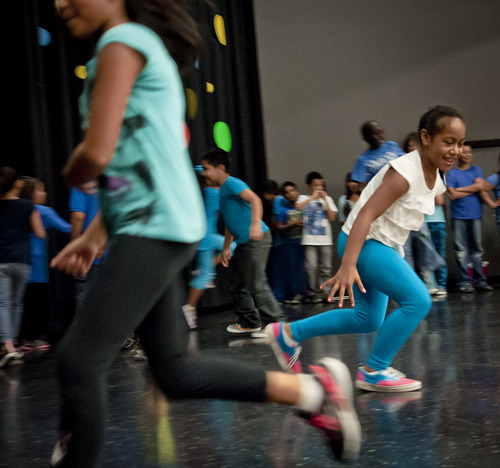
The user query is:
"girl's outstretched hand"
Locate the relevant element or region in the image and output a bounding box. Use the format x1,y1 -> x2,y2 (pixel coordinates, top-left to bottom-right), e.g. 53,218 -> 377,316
320,264 -> 366,308
51,236 -> 100,277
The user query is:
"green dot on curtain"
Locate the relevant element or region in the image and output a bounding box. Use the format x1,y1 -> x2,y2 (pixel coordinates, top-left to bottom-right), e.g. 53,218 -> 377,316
213,121 -> 232,152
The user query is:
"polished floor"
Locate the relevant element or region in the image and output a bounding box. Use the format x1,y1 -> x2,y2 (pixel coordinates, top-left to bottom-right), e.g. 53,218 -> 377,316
1,290 -> 500,467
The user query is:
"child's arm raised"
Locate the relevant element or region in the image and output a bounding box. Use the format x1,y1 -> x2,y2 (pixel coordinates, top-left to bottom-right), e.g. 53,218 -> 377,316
321,168 -> 409,307
320,191 -> 337,221
239,189 -> 264,240
62,43 -> 146,187
296,190 -> 320,210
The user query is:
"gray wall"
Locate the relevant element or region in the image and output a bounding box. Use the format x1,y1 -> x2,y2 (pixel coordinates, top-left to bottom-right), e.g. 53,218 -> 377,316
253,0 -> 500,278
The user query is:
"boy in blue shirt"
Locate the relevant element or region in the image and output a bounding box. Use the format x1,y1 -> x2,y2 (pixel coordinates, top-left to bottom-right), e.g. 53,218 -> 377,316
69,183 -> 102,306
351,121 -> 405,187
446,145 -> 493,292
201,149 -> 285,334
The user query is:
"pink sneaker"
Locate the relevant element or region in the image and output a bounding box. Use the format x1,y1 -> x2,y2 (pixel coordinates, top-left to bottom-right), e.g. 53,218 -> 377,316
265,322 -> 302,374
355,367 -> 422,392
305,357 -> 361,461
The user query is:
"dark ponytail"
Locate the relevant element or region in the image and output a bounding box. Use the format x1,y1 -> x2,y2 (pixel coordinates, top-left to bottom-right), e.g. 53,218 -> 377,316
418,105 -> 464,144
125,0 -> 203,77
0,166 -> 18,196
19,177 -> 39,201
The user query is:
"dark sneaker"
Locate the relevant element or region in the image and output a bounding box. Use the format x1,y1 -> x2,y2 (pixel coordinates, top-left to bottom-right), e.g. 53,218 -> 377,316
265,322 -> 302,374
226,323 -> 261,334
459,284 -> 474,293
304,358 -> 361,461
476,283 -> 494,292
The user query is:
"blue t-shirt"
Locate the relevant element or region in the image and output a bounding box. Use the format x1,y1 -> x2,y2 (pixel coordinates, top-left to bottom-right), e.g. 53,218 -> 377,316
277,203 -> 303,244
199,187 -> 220,251
69,188 -> 103,265
29,205 -> 71,283
447,165 -> 483,219
486,173 -> 500,223
351,141 -> 405,184
80,23 -> 205,243
69,188 -> 100,232
219,177 -> 269,244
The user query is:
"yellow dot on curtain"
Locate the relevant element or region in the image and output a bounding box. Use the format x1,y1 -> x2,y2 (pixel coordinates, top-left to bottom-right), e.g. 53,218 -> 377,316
206,82 -> 214,93
214,15 -> 227,46
74,65 -> 87,80
213,121 -> 232,152
185,88 -> 198,119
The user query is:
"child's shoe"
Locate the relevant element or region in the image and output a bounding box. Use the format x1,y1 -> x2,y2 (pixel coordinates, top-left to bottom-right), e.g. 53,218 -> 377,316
355,366 -> 422,392
302,357 -> 361,461
265,322 -> 302,374
226,323 -> 261,334
50,431 -> 71,466
0,351 -> 24,369
182,304 -> 197,330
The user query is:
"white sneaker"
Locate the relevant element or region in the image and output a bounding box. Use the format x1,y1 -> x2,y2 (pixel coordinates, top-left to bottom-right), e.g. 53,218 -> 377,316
435,288 -> 448,296
226,323 -> 261,334
182,304 -> 197,330
50,432 -> 71,466
0,351 -> 23,369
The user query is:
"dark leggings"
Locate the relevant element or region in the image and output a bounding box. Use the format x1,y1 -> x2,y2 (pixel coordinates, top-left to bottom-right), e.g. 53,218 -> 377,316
57,235 -> 267,467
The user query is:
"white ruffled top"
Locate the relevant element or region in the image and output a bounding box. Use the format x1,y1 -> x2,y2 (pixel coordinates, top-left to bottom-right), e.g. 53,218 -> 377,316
342,150 -> 446,256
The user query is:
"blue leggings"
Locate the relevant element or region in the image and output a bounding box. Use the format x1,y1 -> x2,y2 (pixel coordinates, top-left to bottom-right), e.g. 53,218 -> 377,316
290,231 -> 431,370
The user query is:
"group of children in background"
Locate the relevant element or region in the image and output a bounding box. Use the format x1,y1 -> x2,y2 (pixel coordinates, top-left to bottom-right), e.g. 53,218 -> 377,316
2,123 -> 499,370
3,0 -> 500,465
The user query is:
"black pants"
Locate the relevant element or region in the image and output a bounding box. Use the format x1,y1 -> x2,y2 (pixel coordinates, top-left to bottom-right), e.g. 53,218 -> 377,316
57,236 -> 267,467
21,282 -> 49,341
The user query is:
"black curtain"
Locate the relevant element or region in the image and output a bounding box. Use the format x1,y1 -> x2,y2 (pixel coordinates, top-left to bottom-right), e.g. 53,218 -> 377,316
2,0 -> 267,340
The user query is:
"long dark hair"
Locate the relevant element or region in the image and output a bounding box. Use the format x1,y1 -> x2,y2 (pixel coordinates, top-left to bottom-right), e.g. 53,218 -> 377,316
125,0 -> 203,77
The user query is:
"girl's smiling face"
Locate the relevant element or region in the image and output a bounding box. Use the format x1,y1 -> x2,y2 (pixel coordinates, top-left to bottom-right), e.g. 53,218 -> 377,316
421,117 -> 466,172
55,0 -> 127,39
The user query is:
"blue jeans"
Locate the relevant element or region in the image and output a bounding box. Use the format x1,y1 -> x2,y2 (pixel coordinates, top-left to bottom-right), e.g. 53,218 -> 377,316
427,222 -> 448,288
451,218 -> 487,287
290,231 -> 431,370
0,263 -> 31,342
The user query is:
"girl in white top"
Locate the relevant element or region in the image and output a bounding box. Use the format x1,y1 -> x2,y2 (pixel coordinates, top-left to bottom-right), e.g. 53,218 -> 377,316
266,105 -> 465,392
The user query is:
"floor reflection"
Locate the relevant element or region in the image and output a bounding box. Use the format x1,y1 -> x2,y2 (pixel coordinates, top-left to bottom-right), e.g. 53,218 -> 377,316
1,291 -> 500,467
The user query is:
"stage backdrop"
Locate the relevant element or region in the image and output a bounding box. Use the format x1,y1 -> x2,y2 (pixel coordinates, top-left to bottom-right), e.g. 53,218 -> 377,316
3,0 -> 266,339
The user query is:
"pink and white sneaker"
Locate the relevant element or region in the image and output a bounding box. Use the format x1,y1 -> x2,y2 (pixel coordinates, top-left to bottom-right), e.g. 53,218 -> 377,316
265,322 -> 302,374
355,367 -> 422,392
304,357 -> 362,461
